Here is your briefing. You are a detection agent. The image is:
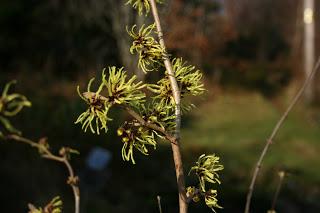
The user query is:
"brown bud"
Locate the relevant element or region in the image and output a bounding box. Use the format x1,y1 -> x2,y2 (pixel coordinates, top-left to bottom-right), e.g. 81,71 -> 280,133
67,176 -> 79,185
59,147 -> 66,156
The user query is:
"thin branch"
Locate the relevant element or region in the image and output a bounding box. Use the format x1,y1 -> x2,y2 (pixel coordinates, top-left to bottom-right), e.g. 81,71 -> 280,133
244,57 -> 320,213
149,1 -> 188,213
6,134 -> 80,213
157,195 -> 163,213
271,171 -> 285,211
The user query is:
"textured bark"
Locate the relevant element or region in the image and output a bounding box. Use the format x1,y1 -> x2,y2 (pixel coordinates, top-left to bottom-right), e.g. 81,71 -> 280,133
303,0 -> 315,103
150,1 -> 188,213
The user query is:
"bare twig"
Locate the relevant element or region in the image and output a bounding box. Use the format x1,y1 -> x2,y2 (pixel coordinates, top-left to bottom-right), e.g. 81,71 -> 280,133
6,134 -> 80,213
271,171 -> 286,211
244,57 -> 320,213
149,1 -> 188,213
157,195 -> 163,213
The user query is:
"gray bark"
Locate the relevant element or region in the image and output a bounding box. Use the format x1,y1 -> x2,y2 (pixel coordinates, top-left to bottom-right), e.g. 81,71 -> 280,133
303,0 -> 315,103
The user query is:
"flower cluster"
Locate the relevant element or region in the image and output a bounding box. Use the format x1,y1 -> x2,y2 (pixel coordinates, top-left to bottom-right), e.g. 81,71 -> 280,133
0,81 -> 31,137
104,67 -> 145,106
117,121 -> 157,164
75,74 -> 111,135
139,101 -> 176,133
75,67 -> 145,134
204,189 -> 222,212
126,0 -> 162,16
28,196 -> 62,213
115,100 -> 178,164
187,154 -> 224,212
76,1 -> 208,170
148,58 -> 205,109
127,24 -> 164,72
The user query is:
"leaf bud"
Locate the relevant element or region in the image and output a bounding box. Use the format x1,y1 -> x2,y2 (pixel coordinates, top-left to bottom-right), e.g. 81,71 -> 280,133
122,137 -> 130,143
117,128 -> 124,136
59,147 -> 66,156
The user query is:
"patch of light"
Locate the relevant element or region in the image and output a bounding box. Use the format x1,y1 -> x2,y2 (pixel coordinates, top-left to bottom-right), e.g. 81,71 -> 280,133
304,8 -> 313,24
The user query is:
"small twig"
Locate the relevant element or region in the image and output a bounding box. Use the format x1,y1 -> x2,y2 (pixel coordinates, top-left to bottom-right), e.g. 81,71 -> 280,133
271,171 -> 286,211
6,134 -> 80,213
244,57 -> 320,213
149,1 -> 188,213
157,195 -> 163,213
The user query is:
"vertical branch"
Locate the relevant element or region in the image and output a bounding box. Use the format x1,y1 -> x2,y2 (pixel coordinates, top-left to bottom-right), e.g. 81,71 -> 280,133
149,1 -> 188,213
63,158 -> 80,213
157,195 -> 163,213
244,57 -> 320,213
303,0 -> 315,103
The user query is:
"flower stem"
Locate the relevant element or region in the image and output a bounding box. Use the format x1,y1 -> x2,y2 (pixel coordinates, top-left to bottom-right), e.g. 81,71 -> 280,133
149,1 -> 188,213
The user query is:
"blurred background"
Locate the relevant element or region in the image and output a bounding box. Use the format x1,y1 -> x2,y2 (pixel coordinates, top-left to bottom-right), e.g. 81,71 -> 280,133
1,0 -> 320,212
